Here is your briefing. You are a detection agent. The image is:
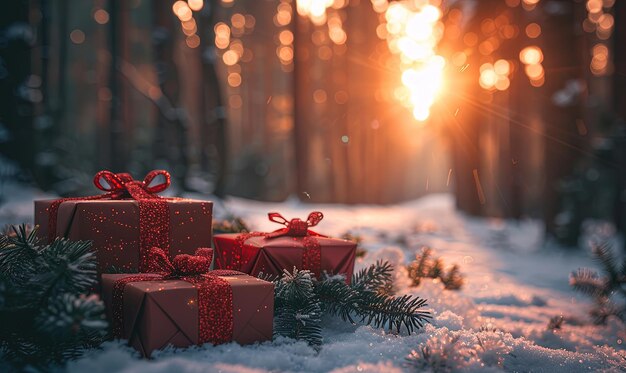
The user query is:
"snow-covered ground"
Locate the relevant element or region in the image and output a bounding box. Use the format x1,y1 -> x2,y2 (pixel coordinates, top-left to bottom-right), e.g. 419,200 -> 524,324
2,187 -> 625,372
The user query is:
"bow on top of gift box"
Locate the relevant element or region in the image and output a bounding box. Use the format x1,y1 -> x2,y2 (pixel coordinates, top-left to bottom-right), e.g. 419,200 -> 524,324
93,169 -> 171,200
45,170 -> 177,271
111,246 -> 244,344
265,211 -> 324,238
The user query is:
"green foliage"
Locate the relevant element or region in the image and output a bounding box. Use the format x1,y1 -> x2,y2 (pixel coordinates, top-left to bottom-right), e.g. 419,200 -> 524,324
273,269 -> 323,347
570,242 -> 626,324
0,225 -> 108,370
269,261 -> 431,346
407,247 -> 464,290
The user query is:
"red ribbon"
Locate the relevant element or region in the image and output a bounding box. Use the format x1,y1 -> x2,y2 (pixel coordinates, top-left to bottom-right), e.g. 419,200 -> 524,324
230,212 -> 325,277
46,170 -> 171,272
111,247 -> 243,345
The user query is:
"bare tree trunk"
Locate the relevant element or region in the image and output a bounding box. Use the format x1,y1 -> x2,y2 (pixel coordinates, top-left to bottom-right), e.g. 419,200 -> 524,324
198,0 -> 228,197
108,0 -> 126,172
151,1 -> 189,190
0,0 -> 34,173
542,0 -> 586,245
447,1 -> 503,216
292,14 -> 308,200
612,0 -> 626,250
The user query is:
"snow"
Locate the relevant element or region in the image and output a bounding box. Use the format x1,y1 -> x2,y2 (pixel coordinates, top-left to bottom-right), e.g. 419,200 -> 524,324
2,189 -> 626,372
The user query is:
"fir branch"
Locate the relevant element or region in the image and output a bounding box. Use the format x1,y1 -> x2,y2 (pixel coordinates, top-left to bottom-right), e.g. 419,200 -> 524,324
407,247 -> 464,290
570,242 -> 626,324
0,225 -> 41,282
569,268 -> 605,298
358,293 -> 430,333
273,268 -> 323,346
351,260 -> 394,294
316,277 -> 361,324
0,225 -> 107,369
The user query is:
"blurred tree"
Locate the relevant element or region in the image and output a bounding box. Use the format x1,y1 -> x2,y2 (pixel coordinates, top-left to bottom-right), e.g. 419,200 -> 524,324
198,0 -> 228,197
542,0 -> 587,246
0,0 -> 35,177
612,0 -> 626,249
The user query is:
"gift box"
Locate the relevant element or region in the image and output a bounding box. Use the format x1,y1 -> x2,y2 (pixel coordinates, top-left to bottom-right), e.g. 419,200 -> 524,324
101,247 -> 274,357
34,170 -> 213,275
213,212 -> 357,282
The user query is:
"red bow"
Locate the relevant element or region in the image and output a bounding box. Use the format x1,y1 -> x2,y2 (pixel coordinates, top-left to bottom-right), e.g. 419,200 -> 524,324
46,170 -> 172,245
266,211 -> 323,238
144,247 -> 213,277
93,169 -> 171,200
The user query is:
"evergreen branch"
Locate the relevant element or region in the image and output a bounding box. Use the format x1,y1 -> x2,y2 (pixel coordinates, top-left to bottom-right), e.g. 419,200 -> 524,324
592,243 -> 618,280
569,268 -> 605,298
351,260 -> 393,294
0,225 -> 107,369
571,242 -> 626,324
357,293 -> 430,334
407,247 -> 464,290
316,277 -> 361,324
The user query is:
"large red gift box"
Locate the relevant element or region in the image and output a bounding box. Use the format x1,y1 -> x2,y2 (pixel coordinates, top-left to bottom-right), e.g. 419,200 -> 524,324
213,212 -> 357,282
34,170 -> 213,276
101,248 -> 274,357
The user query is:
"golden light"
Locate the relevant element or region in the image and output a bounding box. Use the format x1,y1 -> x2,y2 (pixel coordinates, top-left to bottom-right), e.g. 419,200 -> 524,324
494,59 -> 510,75
519,45 -> 544,85
173,1 -> 192,22
185,34 -> 200,48
231,13 -> 246,29
215,23 -> 231,49
519,46 -> 543,65
379,1 -> 445,121
228,72 -> 242,87
524,63 -> 544,80
182,19 -> 197,36
297,0 -> 334,25
591,43 -> 609,76
188,0 -> 203,11
94,9 -> 110,24
223,50 -> 239,66
279,30 -> 294,45
525,23 -> 541,38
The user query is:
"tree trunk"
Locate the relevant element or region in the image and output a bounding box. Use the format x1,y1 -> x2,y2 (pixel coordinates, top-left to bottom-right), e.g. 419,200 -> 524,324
541,0 -> 586,245
198,0 -> 228,197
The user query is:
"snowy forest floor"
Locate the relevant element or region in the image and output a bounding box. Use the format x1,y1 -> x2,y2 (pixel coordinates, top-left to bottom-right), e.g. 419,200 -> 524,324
1,183 -> 626,372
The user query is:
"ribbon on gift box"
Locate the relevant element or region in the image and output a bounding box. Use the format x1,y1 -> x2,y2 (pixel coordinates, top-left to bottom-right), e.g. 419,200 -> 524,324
45,170 -> 172,272
111,247 -> 244,345
231,212 -> 326,277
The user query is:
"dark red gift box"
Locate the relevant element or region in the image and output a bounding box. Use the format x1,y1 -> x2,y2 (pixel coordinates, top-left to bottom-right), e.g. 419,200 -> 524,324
213,212 -> 357,282
101,248 -> 274,358
34,170 -> 213,276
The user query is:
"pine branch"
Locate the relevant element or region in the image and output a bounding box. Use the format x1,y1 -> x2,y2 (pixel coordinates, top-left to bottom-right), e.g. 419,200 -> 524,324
569,268 -> 605,298
407,247 -> 464,291
592,243 -> 618,280
0,225 -> 41,282
441,265 -> 464,290
273,268 -> 323,346
358,293 -> 430,333
571,242 -> 626,324
0,225 -> 107,369
316,277 -> 361,324
351,260 -> 394,294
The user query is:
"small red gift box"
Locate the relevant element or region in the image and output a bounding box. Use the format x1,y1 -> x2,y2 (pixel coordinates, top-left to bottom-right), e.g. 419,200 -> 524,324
101,247 -> 274,357
213,212 -> 357,282
34,170 -> 213,277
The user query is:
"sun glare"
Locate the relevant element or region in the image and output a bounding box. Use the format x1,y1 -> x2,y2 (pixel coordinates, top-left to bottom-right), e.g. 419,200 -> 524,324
377,1 -> 445,122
